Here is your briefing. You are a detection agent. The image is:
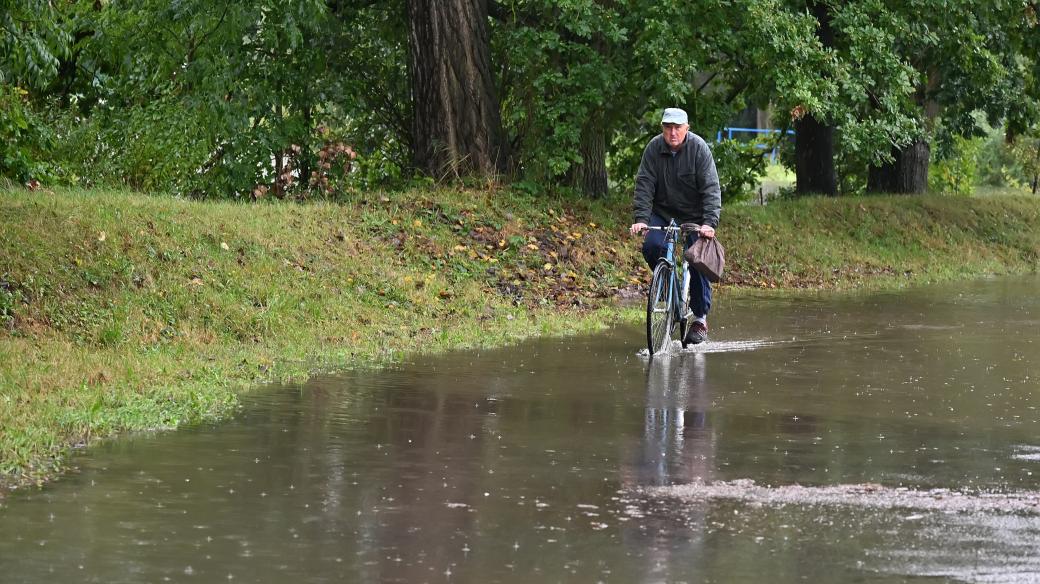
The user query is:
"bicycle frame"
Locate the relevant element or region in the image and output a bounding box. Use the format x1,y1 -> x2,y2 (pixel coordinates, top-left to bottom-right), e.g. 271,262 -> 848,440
662,227 -> 689,321
645,220 -> 696,353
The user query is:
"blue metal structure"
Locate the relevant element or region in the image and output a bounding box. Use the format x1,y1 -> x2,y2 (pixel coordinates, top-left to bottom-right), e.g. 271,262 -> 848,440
715,127 -> 795,162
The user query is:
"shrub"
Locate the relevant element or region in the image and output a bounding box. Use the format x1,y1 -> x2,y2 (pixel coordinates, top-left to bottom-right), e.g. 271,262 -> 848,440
711,139 -> 769,204
929,135 -> 981,196
1008,134 -> 1040,194
975,127 -> 1028,189
0,86 -> 52,183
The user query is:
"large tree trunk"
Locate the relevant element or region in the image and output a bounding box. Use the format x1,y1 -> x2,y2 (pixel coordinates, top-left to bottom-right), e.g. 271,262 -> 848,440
406,0 -> 508,179
868,68 -> 938,195
867,138 -> 930,194
794,114 -> 837,196
569,114 -> 609,198
794,1 -> 837,196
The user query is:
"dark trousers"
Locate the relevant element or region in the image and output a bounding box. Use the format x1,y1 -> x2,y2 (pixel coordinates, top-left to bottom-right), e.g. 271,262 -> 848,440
641,213 -> 712,319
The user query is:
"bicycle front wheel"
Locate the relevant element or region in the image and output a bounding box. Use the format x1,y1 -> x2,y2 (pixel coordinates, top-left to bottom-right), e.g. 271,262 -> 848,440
678,262 -> 690,347
646,262 -> 674,354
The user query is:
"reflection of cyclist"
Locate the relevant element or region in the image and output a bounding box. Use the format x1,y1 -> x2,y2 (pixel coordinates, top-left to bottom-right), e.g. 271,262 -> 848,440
618,354 -> 716,582
629,353 -> 716,486
629,108 -> 721,345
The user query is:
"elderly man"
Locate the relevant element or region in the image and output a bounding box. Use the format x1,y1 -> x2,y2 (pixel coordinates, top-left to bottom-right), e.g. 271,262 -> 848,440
629,107 -> 721,345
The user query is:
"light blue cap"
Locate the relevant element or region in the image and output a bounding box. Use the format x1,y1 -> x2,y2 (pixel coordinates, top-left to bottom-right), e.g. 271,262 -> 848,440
661,107 -> 688,125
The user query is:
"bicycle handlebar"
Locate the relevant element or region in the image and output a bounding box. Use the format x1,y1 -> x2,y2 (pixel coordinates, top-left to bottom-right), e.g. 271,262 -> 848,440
642,223 -> 701,233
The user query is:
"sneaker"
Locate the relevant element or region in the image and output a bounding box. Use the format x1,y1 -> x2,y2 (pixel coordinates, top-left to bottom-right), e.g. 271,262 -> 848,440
683,321 -> 708,345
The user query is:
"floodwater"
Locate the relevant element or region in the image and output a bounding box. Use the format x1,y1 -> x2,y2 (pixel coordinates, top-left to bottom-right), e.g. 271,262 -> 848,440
2,276 -> 1040,583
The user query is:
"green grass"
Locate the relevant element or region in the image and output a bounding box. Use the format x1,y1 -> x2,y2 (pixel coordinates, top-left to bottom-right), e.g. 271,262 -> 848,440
756,162 -> 795,198
724,194 -> 1040,289
1,186 -> 1038,490
973,184 -> 1035,197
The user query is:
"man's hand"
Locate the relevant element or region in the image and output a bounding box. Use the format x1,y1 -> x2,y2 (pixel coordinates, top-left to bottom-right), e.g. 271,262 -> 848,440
698,225 -> 715,239
629,222 -> 648,236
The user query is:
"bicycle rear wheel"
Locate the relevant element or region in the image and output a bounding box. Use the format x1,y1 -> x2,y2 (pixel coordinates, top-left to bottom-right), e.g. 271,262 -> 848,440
646,262 -> 674,354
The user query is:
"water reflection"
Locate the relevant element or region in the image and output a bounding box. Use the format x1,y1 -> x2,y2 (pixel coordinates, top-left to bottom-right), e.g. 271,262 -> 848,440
618,353 -> 716,584
627,352 -> 714,487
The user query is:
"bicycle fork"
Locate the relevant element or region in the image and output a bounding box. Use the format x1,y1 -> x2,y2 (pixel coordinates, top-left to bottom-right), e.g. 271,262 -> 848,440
679,265 -> 692,321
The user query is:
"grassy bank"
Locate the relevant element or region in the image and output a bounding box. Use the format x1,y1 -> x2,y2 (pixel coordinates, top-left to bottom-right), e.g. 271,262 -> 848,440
2,187 -> 1038,490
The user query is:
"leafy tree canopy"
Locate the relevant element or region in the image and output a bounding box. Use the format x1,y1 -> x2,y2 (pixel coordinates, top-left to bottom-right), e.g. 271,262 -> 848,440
0,0 -> 1037,198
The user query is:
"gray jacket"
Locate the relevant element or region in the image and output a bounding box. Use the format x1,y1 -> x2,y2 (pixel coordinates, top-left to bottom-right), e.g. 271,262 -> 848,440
632,132 -> 721,228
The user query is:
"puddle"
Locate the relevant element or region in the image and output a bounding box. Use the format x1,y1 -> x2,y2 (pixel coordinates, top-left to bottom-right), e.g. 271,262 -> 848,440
2,276 -> 1039,583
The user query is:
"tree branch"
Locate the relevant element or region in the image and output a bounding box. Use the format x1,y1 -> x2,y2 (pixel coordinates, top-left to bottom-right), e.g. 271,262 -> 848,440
186,1 -> 231,65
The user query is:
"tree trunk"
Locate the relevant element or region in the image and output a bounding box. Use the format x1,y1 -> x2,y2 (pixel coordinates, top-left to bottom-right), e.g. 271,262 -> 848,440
1033,146 -> 1039,195
406,0 -> 508,180
794,1 -> 837,196
569,115 -> 608,198
274,149 -> 284,198
299,104 -> 312,194
794,113 -> 837,196
273,101 -> 285,198
867,138 -> 930,194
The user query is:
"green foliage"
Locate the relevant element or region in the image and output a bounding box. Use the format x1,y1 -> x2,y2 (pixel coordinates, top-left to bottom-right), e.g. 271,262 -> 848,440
2,0 -> 1040,197
975,125 -> 1039,190
324,3 -> 411,188
494,0 -> 837,192
46,91 -> 214,191
1009,134 -> 1040,194
0,0 -> 71,88
22,0 -> 411,197
710,140 -> 770,204
0,85 -> 54,182
832,145 -> 868,197
88,0 -> 333,197
0,0 -> 81,183
929,136 -> 981,196
493,0 -> 625,182
801,2 -> 919,172
863,1 -> 1035,174
0,282 -> 14,328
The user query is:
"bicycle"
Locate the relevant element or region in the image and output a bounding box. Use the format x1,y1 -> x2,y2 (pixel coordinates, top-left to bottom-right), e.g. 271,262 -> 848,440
643,220 -> 700,355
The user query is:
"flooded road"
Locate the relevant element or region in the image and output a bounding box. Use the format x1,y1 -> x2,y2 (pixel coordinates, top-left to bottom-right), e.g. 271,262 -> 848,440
2,276 -> 1040,583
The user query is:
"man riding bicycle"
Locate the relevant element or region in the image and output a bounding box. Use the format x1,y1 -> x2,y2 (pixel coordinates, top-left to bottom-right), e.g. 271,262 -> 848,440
629,107 -> 721,345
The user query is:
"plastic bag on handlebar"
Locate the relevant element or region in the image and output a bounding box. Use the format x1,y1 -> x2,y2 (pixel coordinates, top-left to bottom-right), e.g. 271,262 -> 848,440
684,236 -> 726,283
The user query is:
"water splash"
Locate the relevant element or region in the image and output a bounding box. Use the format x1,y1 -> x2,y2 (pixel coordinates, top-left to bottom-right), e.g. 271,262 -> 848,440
638,338 -> 786,357
645,479 -> 1040,514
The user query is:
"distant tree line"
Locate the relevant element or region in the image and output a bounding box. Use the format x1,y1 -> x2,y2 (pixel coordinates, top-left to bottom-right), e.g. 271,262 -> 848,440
2,0 -> 1038,199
